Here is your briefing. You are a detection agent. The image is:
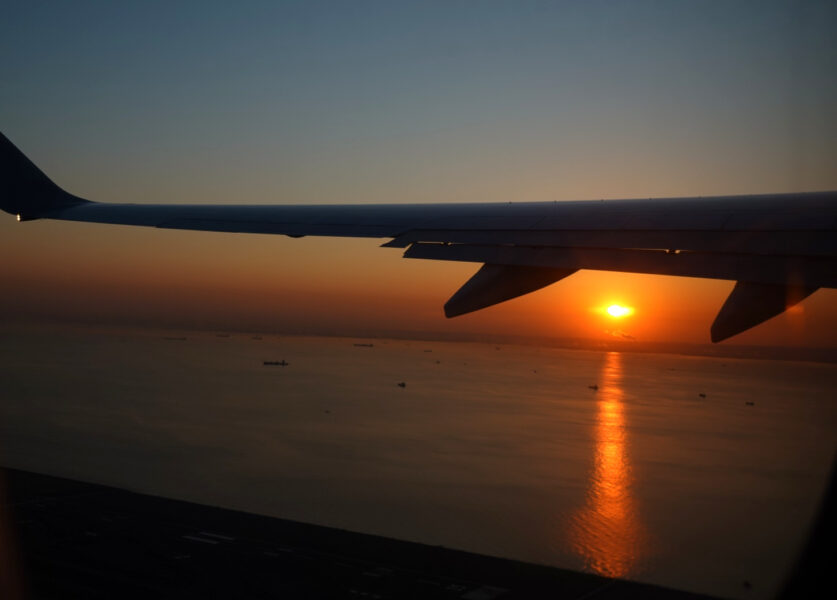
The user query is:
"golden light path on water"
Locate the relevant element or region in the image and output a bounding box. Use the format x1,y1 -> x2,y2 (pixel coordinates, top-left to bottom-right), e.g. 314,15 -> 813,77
569,351 -> 646,579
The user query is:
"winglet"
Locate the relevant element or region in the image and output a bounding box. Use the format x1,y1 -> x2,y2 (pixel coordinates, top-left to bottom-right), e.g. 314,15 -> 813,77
0,132 -> 87,220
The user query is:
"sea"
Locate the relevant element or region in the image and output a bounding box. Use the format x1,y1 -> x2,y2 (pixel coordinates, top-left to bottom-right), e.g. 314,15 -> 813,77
1,326 -> 835,599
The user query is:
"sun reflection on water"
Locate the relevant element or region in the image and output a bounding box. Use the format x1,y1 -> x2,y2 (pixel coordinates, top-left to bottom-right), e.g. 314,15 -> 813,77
569,351 -> 645,579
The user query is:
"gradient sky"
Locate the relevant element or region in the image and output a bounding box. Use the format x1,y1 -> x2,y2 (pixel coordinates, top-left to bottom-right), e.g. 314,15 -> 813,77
1,1 -> 836,346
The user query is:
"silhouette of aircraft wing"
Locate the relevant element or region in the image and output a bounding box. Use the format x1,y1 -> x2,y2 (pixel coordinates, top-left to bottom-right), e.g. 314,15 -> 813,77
2,132 -> 835,342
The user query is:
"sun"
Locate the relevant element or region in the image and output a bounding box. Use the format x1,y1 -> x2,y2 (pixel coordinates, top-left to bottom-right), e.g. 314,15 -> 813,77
606,304 -> 633,318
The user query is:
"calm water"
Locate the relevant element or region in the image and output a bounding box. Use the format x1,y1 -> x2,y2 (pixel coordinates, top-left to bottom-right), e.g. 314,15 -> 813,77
1,327 -> 835,599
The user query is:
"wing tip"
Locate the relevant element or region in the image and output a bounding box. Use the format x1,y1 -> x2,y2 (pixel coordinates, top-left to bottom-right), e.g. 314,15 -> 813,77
0,131 -> 86,219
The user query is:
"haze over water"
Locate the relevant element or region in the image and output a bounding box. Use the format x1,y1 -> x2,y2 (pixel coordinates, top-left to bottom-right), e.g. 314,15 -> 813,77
1,326 -> 835,599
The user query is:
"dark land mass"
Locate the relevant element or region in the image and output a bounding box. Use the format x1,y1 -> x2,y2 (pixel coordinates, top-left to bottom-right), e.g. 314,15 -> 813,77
0,468 -> 721,599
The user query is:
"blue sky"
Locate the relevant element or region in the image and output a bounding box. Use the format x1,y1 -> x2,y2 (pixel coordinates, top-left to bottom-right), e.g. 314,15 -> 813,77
3,1 -> 835,204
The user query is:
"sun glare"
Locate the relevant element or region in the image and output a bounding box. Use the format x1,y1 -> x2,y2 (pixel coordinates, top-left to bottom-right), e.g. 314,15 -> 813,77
606,304 -> 633,318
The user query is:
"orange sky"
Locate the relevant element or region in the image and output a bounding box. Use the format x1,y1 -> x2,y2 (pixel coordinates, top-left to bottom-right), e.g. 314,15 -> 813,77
1,217 -> 834,347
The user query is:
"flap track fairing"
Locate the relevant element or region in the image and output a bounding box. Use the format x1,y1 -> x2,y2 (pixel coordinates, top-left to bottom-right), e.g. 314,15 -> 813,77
711,281 -> 819,343
445,263 -> 576,318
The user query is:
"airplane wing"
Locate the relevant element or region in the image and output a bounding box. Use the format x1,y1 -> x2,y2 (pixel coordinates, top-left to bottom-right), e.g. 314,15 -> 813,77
2,131 -> 835,342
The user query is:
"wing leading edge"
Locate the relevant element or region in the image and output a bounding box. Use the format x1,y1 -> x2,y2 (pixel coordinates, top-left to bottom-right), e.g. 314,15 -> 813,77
2,132 -> 835,342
